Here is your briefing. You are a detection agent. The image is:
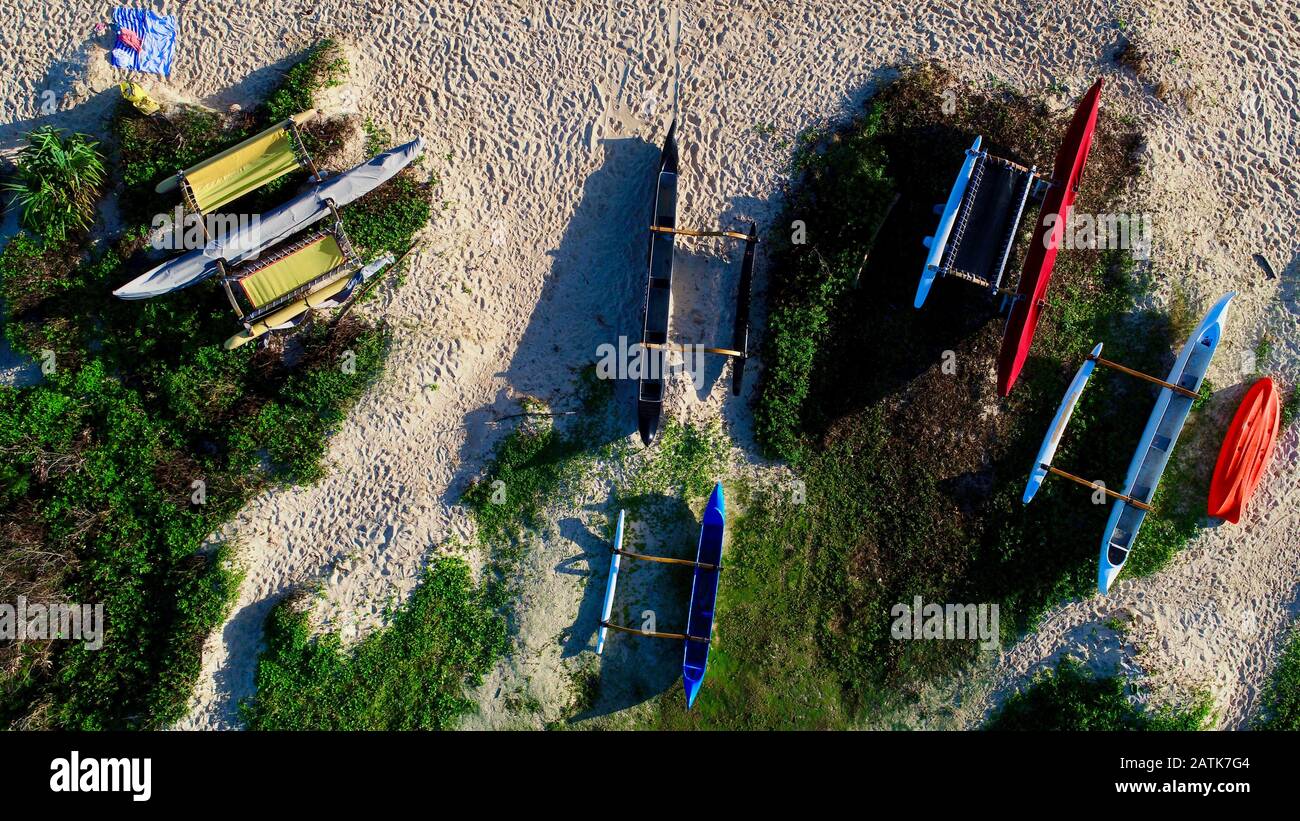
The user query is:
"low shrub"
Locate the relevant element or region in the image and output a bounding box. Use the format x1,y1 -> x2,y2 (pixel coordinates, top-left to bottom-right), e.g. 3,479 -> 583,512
3,127 -> 105,242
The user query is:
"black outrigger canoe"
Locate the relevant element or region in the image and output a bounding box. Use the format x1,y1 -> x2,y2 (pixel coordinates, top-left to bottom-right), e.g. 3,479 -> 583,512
637,122 -> 758,445
638,122 -> 680,446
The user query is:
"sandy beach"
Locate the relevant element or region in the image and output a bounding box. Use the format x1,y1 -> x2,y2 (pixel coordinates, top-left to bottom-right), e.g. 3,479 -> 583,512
1,0 -> 1296,730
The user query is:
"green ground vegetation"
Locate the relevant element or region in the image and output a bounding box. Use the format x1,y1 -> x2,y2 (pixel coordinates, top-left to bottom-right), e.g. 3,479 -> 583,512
243,558 -> 507,730
984,656 -> 1212,730
670,64 -> 1216,727
0,41 -> 426,729
1253,624 -> 1300,730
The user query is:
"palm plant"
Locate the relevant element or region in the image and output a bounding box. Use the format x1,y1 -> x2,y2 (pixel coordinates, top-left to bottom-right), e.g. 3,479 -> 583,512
3,126 -> 106,243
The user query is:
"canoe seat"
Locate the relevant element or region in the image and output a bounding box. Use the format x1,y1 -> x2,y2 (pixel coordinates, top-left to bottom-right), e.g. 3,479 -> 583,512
1132,485 -> 1151,501
172,113 -> 317,215
1151,434 -> 1172,452
235,232 -> 349,309
225,215 -> 360,326
639,381 -> 663,402
645,287 -> 670,342
942,154 -> 1038,295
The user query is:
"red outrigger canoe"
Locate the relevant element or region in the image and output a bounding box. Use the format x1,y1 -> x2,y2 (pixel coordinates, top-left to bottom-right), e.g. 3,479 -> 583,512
1208,377 -> 1281,523
996,79 -> 1104,396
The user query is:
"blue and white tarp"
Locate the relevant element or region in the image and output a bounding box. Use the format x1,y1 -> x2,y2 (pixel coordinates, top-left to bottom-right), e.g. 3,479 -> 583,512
109,8 -> 177,76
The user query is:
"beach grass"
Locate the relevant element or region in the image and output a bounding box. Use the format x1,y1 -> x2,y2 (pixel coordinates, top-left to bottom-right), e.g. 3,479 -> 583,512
243,558 -> 506,730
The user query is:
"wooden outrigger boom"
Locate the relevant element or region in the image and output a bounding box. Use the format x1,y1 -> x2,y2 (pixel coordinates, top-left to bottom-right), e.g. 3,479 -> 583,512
612,548 -> 722,571
1044,466 -> 1153,511
1087,353 -> 1199,399
642,342 -> 746,359
598,622 -> 711,644
649,225 -> 758,243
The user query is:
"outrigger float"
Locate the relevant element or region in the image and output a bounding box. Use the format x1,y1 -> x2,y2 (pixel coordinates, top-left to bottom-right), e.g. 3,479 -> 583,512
1024,292 -> 1235,594
597,483 -> 726,708
916,79 -> 1104,397
638,121 -> 757,446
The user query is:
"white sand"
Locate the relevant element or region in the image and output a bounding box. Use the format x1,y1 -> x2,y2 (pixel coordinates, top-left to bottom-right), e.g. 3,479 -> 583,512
1,1 -> 1296,729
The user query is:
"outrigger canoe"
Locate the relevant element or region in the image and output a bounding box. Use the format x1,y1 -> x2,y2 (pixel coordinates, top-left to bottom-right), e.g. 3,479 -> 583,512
1099,292 -> 1235,594
595,483 -> 727,709
1208,377 -> 1280,523
638,122 -> 679,446
996,79 -> 1104,396
113,139 -> 425,300
683,482 -> 725,708
633,122 -> 756,444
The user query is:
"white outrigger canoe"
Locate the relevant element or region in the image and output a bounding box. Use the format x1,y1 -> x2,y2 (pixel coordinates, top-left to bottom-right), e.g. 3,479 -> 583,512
1023,292 -> 1236,595
1098,292 -> 1235,593
113,139 -> 425,300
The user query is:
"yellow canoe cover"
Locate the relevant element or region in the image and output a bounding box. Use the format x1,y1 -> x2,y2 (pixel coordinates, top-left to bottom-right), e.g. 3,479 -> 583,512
183,123 -> 303,212
237,235 -> 346,308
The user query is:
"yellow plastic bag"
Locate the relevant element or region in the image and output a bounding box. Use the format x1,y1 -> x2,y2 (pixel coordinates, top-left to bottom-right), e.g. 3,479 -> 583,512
119,82 -> 160,115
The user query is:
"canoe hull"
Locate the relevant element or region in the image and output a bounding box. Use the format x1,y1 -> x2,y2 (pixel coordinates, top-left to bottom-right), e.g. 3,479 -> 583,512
1098,292 -> 1234,594
638,122 -> 679,445
683,482 -> 725,708
1208,377 -> 1280,523
996,79 -> 1103,396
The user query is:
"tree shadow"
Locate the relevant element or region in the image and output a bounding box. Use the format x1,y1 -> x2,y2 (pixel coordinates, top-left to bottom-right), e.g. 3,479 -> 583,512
441,134 -> 663,513
0,30 -> 122,152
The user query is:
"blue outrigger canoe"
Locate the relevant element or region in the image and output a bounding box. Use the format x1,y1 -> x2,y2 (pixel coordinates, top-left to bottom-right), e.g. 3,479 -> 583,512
594,483 -> 727,709
683,482 -> 725,708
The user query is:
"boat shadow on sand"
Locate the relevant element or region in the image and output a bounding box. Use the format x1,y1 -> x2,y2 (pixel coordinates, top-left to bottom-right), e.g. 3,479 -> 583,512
442,137 -> 717,717
442,136 -> 661,515
559,493 -> 699,721
502,134 -> 663,442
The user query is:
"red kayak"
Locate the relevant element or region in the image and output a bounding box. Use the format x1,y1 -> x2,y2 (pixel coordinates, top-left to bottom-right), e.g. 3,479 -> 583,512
996,79 -> 1104,396
1208,377 -> 1281,523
